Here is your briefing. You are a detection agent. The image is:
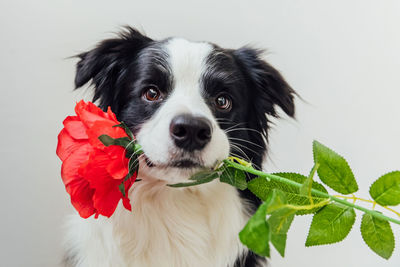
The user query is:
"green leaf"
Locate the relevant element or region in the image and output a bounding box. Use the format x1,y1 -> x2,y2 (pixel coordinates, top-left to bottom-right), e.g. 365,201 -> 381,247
167,171 -> 219,188
264,189 -> 288,214
113,121 -> 135,140
113,137 -> 132,147
360,213 -> 395,259
239,202 -> 270,257
268,208 -> 295,257
239,190 -> 293,257
248,173 -> 329,215
133,144 -> 142,153
189,170 -> 219,181
125,143 -> 142,160
98,134 -> 115,146
220,166 -> 247,190
313,140 -> 358,194
305,203 -> 356,246
369,171 -> 400,206
98,135 -> 131,148
166,180 -> 213,188
118,183 -> 126,197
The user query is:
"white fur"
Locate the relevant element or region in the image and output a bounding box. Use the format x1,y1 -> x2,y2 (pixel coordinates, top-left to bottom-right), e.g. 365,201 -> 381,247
64,38 -> 254,267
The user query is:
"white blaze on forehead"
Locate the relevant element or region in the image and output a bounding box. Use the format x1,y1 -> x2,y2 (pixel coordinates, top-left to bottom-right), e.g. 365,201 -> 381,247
165,38 -> 213,91
163,38 -> 214,117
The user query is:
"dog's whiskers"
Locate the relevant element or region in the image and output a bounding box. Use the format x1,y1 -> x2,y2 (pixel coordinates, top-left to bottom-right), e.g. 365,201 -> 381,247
228,137 -> 264,149
223,122 -> 247,132
225,127 -> 263,134
230,142 -> 260,159
229,143 -> 252,162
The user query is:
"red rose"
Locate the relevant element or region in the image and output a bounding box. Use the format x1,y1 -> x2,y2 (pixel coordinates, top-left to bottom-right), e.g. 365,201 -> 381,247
56,100 -> 139,218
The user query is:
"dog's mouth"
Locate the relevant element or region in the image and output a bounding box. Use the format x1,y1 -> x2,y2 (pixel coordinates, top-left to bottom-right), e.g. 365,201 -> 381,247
169,159 -> 202,168
144,156 -> 155,167
143,155 -> 203,169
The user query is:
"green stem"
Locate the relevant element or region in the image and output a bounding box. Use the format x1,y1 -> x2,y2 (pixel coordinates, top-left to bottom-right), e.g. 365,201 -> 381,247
305,163 -> 320,205
224,160 -> 400,225
308,163 -> 319,181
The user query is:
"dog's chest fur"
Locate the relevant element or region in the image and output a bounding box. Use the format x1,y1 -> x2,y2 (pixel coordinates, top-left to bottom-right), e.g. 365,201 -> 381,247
65,174 -> 249,267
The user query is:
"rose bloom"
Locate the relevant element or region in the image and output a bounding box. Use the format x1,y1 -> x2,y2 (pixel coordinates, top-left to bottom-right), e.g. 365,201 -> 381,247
56,100 -> 137,218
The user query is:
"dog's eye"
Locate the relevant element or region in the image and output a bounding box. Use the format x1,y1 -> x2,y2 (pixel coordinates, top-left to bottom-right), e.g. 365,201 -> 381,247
143,86 -> 162,102
215,94 -> 232,111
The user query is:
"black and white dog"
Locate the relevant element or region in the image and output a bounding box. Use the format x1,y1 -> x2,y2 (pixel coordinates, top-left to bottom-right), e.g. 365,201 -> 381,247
64,27 -> 295,267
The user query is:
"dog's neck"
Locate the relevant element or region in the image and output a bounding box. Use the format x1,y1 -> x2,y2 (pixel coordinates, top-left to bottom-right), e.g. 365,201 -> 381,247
114,173 -> 249,266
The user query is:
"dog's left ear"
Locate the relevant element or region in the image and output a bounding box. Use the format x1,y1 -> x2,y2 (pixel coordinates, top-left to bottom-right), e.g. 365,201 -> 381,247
74,27 -> 153,112
233,47 -> 296,118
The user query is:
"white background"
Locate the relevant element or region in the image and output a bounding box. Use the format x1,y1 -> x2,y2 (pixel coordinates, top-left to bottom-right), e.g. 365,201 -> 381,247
0,0 -> 399,266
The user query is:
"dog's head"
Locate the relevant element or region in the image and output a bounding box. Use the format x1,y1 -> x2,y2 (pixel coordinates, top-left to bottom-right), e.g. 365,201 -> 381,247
75,27 -> 295,183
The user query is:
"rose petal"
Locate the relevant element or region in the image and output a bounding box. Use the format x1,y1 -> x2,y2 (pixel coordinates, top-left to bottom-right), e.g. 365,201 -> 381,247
86,120 -> 127,149
88,175 -> 122,217
60,143 -> 96,218
106,156 -> 129,180
88,102 -> 118,122
106,107 -> 118,122
104,145 -> 128,159
75,100 -> 105,118
82,148 -> 135,216
63,116 -> 88,140
56,129 -> 87,161
80,149 -> 110,181
68,179 -> 96,218
82,140 -> 129,180
122,197 -> 132,211
75,101 -> 118,128
61,143 -> 92,187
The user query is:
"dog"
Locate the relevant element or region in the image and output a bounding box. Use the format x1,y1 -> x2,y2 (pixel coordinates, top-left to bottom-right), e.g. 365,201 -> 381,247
63,26 -> 295,267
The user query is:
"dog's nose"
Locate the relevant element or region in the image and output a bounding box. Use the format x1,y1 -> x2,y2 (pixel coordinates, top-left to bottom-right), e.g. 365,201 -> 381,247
170,114 -> 212,151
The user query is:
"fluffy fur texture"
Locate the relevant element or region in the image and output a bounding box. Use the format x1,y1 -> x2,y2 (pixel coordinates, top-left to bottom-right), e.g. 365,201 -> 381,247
65,27 -> 295,267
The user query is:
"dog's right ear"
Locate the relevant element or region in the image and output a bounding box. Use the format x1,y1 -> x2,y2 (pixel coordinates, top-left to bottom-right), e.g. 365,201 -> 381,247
74,27 -> 153,111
